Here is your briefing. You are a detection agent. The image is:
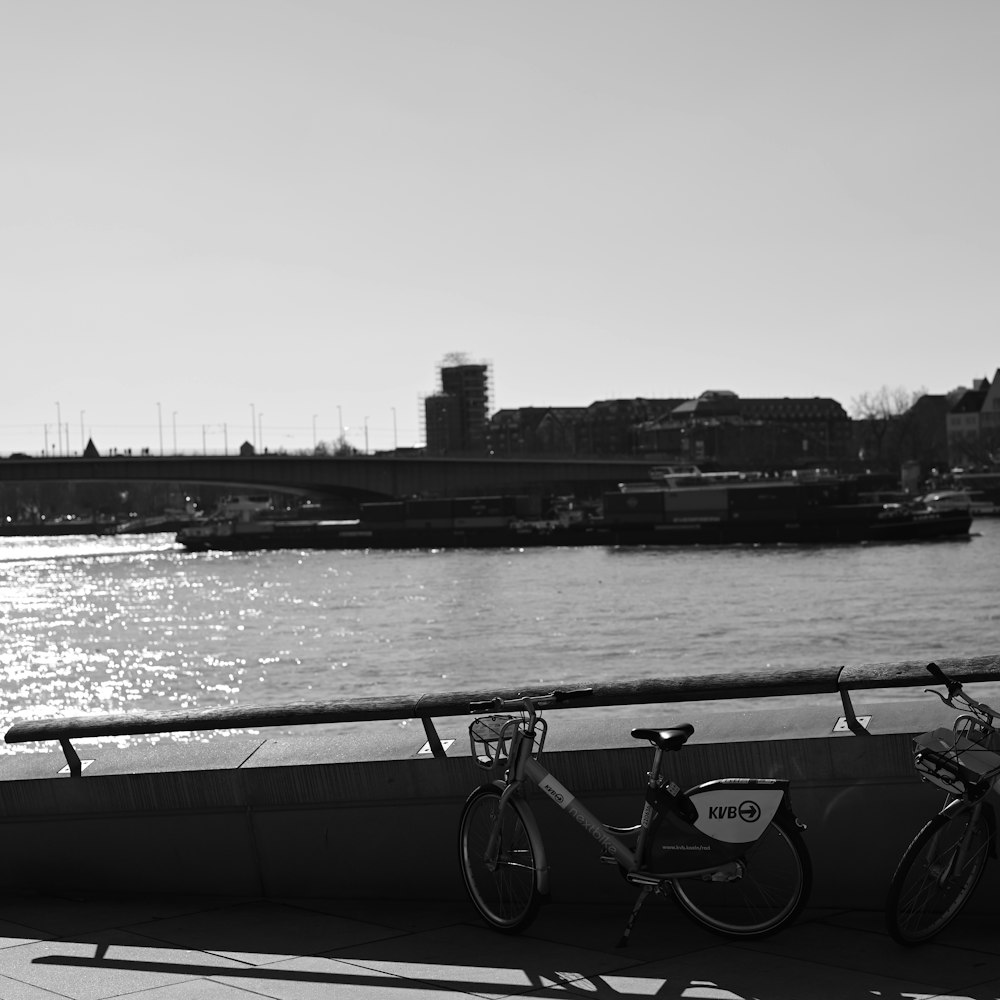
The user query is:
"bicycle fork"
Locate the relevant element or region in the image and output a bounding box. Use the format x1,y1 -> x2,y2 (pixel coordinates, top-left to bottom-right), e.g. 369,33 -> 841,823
928,800 -> 984,887
483,780 -> 522,873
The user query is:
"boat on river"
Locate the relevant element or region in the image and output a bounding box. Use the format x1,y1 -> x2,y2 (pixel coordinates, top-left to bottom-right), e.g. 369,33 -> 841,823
914,489 -> 999,517
176,480 -> 973,552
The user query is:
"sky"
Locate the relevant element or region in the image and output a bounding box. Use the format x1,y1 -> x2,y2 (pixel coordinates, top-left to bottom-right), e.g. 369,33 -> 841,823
3,1 -> 999,457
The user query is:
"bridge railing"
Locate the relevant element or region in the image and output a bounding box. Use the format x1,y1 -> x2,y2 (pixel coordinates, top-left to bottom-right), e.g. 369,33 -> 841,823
6,655 -> 1000,776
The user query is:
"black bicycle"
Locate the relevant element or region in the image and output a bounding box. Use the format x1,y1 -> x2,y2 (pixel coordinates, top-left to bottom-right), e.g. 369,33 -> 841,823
458,689 -> 811,943
886,662 -> 1000,945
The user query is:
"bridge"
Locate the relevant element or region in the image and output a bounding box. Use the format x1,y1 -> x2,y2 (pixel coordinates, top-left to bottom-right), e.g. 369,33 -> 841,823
0,454 -> 665,502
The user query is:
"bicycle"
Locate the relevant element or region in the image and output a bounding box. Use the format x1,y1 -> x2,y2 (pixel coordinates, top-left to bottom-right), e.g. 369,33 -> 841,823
886,661 -> 1000,945
457,689 -> 811,944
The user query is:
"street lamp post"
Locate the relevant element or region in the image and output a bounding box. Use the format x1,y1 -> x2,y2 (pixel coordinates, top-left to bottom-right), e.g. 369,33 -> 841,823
55,402 -> 61,456
364,416 -> 369,455
391,407 -> 398,450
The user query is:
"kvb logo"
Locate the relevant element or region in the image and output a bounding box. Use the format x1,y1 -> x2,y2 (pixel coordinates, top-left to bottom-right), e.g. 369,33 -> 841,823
694,788 -> 783,843
708,800 -> 762,822
540,777 -> 565,804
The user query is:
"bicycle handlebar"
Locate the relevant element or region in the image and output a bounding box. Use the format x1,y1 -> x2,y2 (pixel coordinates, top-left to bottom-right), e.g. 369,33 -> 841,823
468,688 -> 594,714
925,661 -> 945,682
925,661 -> 998,722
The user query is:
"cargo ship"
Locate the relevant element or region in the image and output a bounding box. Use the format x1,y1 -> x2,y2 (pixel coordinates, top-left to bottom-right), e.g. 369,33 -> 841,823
175,480 -> 973,552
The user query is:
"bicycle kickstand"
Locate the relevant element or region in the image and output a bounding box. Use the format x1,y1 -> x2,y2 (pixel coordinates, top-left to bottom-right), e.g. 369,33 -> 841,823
617,885 -> 654,948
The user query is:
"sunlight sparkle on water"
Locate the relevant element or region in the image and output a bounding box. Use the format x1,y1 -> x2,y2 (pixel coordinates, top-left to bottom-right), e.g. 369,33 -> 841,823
2,527 -> 998,747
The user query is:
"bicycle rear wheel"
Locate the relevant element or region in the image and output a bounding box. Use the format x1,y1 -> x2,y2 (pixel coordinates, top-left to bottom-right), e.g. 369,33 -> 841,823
886,806 -> 990,945
671,813 -> 811,938
458,784 -> 542,933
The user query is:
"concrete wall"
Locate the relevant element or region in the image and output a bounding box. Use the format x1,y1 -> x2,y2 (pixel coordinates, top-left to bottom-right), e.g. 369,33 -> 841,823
1,696 -> 996,912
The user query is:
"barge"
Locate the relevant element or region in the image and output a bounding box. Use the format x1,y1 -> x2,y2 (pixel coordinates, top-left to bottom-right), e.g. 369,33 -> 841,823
176,481 -> 973,552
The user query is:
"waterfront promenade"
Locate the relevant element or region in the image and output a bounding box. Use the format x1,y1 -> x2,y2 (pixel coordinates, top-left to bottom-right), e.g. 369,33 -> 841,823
5,657 -> 1000,997
0,891 -> 997,999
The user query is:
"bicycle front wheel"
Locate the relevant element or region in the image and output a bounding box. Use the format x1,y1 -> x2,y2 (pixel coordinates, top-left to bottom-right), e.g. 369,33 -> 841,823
886,806 -> 990,945
458,784 -> 543,933
671,813 -> 811,938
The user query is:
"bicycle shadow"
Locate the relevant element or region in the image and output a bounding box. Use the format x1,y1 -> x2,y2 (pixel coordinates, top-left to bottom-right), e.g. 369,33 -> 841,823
0,892 -> 998,1000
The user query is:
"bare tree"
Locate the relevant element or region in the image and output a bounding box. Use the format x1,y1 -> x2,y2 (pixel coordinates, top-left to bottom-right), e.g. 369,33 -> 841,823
851,385 -> 928,471
850,386 -> 921,421
313,435 -> 359,457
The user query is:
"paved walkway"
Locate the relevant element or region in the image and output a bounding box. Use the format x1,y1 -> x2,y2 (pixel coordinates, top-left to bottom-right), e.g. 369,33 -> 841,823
0,891 -> 996,999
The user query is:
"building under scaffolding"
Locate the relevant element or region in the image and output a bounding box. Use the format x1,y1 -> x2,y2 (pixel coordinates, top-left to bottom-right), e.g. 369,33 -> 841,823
423,360 -> 493,455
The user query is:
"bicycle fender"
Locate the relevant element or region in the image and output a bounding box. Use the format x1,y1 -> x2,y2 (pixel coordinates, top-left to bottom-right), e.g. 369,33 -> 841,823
685,778 -> 789,845
484,779 -> 552,896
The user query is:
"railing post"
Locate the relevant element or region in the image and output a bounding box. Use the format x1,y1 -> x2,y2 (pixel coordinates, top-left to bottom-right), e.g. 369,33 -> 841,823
837,671 -> 871,737
59,738 -> 83,777
421,717 -> 446,758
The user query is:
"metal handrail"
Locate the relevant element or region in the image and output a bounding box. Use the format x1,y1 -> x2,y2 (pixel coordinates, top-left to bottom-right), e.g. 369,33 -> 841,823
6,654 -> 1000,776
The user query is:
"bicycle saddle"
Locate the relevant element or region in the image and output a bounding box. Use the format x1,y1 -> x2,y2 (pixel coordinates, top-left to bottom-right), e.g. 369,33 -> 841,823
630,723 -> 694,751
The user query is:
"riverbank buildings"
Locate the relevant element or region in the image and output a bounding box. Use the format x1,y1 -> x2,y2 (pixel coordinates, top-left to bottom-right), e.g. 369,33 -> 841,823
490,391 -> 853,471
425,359 -> 998,477
947,371 -> 1000,469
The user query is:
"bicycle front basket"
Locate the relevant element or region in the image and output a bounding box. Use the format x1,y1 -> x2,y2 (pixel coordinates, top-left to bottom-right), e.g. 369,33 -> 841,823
953,714 -> 1000,751
913,726 -> 1000,797
469,714 -> 517,770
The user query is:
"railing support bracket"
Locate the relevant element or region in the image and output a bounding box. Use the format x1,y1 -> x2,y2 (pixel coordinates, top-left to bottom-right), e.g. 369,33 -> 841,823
838,686 -> 871,737
421,717 -> 446,758
60,738 -> 83,777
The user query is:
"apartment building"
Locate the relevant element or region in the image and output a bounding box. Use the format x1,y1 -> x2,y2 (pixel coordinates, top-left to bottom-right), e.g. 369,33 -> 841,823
947,369 -> 1000,467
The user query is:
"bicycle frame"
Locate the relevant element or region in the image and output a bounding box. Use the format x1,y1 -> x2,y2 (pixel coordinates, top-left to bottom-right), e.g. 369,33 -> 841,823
484,704 -> 791,887
464,689 -> 811,943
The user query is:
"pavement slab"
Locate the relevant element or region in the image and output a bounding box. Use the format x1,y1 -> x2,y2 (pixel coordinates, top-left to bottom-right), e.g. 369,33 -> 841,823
0,891 -> 995,1000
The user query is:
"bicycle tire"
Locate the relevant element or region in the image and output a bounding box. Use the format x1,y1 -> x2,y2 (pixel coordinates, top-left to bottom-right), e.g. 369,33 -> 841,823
670,812 -> 811,938
885,806 -> 990,945
458,784 -> 543,933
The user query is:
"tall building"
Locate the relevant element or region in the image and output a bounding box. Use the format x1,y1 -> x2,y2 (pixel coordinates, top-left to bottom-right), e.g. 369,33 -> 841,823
424,361 -> 491,455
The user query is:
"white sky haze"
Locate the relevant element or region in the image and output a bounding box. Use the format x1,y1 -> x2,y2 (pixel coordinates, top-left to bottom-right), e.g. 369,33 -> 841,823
3,1 -> 999,455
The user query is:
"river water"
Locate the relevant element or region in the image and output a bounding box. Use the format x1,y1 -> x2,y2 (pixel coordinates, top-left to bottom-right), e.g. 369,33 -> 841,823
1,521 -> 998,749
